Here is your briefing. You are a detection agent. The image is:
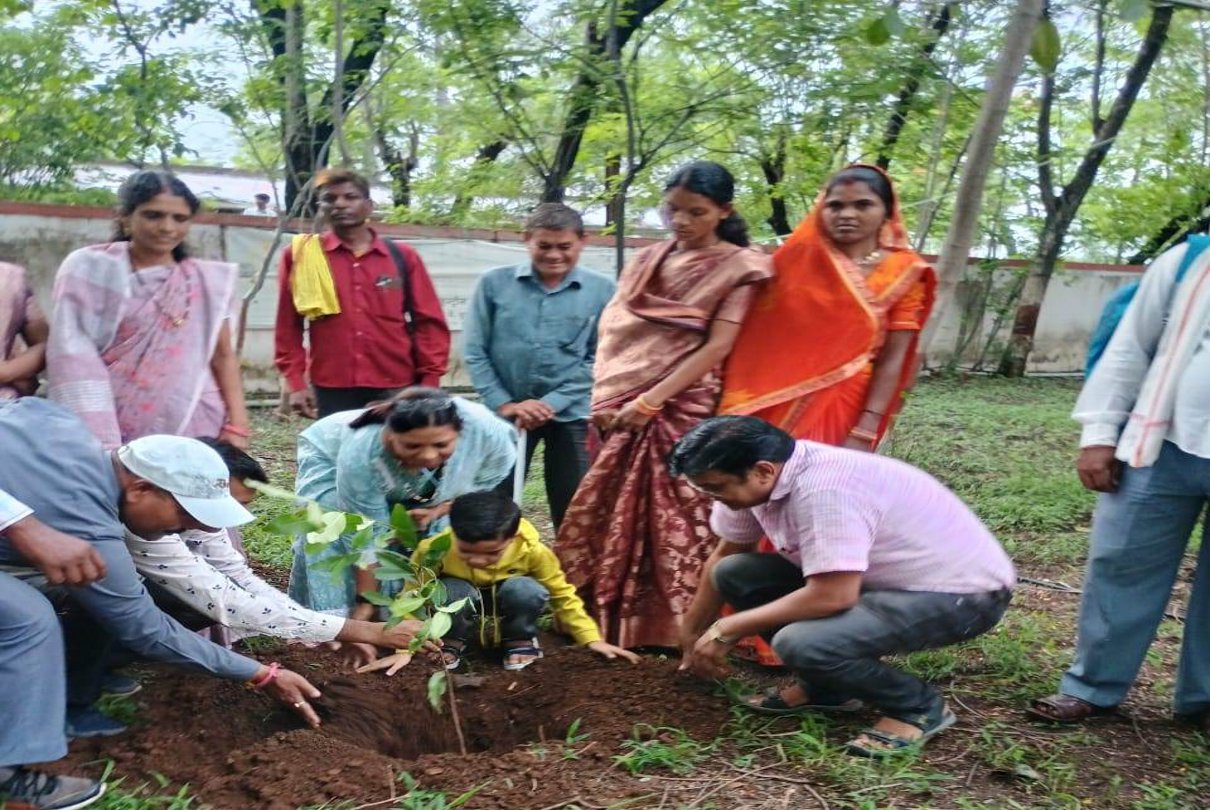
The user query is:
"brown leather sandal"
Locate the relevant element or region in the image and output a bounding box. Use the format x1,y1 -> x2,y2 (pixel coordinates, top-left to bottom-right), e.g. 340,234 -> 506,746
1026,694 -> 1117,723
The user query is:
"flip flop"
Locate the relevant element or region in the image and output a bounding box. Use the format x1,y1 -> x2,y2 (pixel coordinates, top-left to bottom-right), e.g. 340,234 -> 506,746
502,643 -> 543,671
845,706 -> 957,758
740,685 -> 863,716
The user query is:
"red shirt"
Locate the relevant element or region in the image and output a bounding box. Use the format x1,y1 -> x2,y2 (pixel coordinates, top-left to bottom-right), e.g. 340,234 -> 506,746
274,230 -> 451,392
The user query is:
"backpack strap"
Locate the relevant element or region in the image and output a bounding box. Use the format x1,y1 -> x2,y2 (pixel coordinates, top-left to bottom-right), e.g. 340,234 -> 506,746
382,239 -> 417,337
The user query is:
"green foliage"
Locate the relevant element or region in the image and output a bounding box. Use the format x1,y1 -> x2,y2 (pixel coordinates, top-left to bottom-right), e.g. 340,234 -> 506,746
248,481 -> 456,652
613,725 -> 715,775
426,670 -> 448,713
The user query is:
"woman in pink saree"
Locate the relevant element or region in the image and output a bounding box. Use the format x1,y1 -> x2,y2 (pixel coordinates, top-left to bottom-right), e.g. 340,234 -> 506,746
0,261 -> 48,399
555,161 -> 773,649
47,171 -> 251,450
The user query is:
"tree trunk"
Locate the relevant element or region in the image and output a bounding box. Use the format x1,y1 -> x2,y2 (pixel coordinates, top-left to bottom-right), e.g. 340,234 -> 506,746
921,0 -> 1044,358
541,0 -> 667,203
999,4 -> 1174,376
760,132 -> 791,237
451,139 -> 509,219
876,1 -> 959,169
604,152 -> 621,227
375,126 -> 418,208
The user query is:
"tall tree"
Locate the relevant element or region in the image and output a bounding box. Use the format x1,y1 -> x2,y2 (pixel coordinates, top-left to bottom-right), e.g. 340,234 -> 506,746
998,2 -> 1174,376
921,0 -> 1043,356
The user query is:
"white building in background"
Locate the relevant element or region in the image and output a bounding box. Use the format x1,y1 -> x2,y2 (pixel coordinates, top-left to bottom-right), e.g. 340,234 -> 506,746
72,163 -> 667,229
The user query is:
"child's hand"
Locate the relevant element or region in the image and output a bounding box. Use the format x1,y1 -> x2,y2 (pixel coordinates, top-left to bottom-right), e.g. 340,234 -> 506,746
356,651 -> 413,676
587,640 -> 641,664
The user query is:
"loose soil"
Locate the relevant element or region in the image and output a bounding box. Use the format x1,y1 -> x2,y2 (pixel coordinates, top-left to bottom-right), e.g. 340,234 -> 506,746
63,641 -> 730,809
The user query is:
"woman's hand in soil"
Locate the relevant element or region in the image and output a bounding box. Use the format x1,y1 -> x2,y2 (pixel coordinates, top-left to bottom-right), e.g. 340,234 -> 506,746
339,642 -> 380,670
587,641 -> 641,664
374,619 -> 436,652
356,651 -> 413,677
265,668 -> 323,727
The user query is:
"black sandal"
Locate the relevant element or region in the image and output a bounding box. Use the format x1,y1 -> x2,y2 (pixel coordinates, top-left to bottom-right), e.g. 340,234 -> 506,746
503,643 -> 543,671
741,685 -> 863,716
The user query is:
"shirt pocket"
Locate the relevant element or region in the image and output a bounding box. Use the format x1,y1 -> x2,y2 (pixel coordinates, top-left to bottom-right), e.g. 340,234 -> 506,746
557,315 -> 595,354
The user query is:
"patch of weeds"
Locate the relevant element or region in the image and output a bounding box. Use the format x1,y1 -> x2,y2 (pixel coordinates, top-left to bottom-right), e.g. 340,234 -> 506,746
613,724 -> 715,775
973,720 -> 1079,794
96,694 -> 142,728
241,494 -> 297,570
92,763 -> 194,809
301,774 -> 485,810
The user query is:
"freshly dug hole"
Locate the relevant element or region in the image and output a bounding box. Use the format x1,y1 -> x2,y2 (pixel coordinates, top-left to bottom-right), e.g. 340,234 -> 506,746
62,642 -> 731,809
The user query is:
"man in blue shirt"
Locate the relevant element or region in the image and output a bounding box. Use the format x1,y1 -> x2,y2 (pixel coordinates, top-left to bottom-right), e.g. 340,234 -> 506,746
462,204 -> 616,527
0,398 -> 324,809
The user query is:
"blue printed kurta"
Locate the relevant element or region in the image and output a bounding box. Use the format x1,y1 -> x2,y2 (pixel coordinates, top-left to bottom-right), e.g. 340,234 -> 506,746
287,398 -> 517,613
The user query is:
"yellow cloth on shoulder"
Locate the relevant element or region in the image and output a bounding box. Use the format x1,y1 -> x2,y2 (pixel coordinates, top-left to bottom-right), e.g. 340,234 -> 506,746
290,234 -> 341,320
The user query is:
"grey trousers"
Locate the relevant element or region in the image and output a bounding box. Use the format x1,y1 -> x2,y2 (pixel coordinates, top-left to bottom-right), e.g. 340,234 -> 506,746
0,572 -> 66,766
440,576 -> 549,645
713,552 -> 1011,718
1061,441 -> 1210,714
494,420 -> 589,528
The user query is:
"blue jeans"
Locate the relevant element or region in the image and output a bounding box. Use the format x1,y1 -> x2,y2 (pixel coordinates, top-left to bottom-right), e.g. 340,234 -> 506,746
439,576 -> 549,646
713,553 -> 1011,718
1061,441 -> 1210,714
0,572 -> 66,766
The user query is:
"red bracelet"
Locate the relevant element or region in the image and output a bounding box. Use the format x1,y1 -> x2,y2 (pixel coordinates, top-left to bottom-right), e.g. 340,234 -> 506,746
222,423 -> 253,438
248,661 -> 280,690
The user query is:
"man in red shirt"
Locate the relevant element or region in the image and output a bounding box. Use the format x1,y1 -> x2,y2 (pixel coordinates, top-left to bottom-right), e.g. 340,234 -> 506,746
274,169 -> 451,418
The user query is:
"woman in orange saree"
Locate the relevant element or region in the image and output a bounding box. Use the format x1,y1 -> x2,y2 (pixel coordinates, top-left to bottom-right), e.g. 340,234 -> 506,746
555,161 -> 773,649
718,164 -> 937,671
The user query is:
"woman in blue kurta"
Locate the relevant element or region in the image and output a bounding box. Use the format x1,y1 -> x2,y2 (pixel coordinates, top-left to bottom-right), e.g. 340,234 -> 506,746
288,387 -> 516,614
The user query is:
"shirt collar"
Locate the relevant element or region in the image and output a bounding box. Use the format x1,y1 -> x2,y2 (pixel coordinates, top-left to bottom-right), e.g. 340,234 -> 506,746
515,263 -> 584,292
767,441 -> 810,502
321,228 -> 389,256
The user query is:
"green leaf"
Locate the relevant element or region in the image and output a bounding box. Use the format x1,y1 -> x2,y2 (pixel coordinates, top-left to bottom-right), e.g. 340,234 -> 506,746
247,480 -> 299,502
391,503 -> 419,548
427,671 -> 447,712
864,16 -> 890,46
427,532 -> 452,554
389,594 -> 428,616
358,590 -> 393,606
884,8 -> 905,37
436,597 -> 470,614
1116,0 -> 1150,23
427,611 -> 453,640
373,566 -> 411,582
267,511 -> 317,536
1030,18 -> 1061,74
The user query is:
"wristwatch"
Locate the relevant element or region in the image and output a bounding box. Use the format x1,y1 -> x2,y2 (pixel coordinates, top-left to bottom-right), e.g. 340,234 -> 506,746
706,621 -> 736,645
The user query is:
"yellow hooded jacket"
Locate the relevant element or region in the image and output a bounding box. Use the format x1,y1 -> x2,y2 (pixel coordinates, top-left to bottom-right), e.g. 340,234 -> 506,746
412,519 -> 602,646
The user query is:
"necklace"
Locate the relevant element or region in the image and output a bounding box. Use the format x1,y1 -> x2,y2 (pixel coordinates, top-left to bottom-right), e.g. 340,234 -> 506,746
854,248 -> 883,274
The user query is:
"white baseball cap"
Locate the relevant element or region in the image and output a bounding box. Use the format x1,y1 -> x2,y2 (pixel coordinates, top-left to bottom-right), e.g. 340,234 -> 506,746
117,436 -> 255,529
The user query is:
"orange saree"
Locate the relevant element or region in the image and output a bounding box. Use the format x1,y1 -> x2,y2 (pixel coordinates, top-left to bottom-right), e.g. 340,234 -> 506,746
718,167 -> 936,665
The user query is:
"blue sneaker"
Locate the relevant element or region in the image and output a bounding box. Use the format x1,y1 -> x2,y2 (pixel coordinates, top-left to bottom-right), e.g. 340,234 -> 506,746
65,706 -> 127,739
0,767 -> 105,809
100,672 -> 142,697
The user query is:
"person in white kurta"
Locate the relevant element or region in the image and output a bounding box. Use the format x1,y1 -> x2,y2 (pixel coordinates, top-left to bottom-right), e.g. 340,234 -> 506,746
1030,237 -> 1210,728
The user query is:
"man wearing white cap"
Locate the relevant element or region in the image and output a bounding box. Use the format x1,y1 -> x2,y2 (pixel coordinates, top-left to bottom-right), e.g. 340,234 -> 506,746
0,398 -> 323,810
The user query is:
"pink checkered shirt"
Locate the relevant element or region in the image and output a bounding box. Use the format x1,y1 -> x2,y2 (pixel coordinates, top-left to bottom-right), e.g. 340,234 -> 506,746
709,441 -> 1015,594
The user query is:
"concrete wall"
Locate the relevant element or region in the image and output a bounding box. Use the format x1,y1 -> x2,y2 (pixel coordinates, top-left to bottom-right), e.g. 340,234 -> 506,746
0,201 -> 1145,385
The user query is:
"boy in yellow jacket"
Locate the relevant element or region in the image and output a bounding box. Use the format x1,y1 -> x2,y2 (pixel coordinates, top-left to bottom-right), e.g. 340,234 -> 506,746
405,491 -> 638,671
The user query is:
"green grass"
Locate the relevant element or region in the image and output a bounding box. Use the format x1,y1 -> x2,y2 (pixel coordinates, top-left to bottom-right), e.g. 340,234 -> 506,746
110,379 -> 1204,809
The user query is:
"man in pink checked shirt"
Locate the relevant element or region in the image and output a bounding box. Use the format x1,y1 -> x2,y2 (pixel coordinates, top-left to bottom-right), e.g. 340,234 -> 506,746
670,415 -> 1014,758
